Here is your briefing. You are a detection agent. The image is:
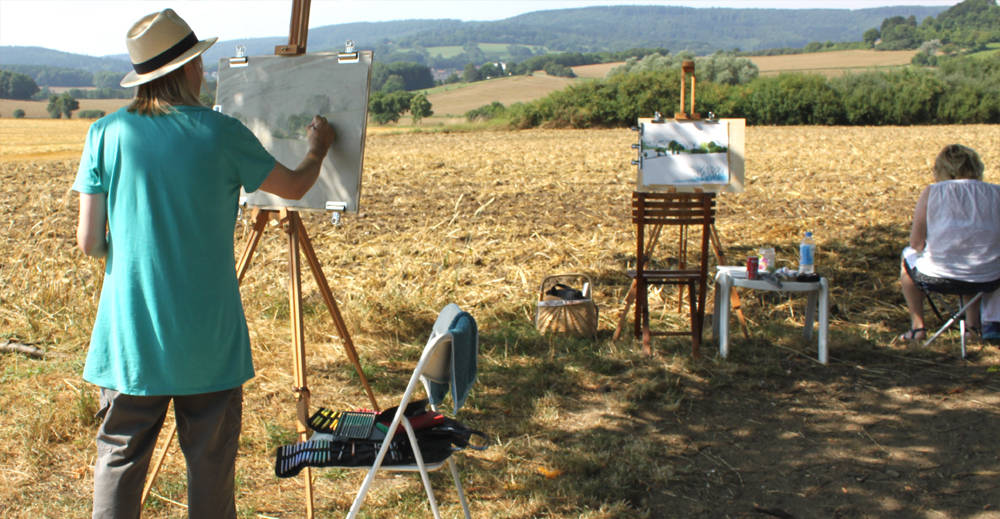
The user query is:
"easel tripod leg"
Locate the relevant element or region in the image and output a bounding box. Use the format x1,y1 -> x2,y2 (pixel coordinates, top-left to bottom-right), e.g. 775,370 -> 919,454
236,209 -> 269,282
139,418 -> 176,506
284,211 -> 314,518
613,281 -> 636,342
294,214 -> 380,410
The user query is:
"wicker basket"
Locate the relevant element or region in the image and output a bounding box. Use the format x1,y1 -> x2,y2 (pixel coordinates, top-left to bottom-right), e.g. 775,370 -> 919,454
535,273 -> 598,337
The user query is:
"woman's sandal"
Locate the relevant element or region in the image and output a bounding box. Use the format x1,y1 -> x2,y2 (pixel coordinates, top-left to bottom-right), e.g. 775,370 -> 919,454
899,328 -> 926,341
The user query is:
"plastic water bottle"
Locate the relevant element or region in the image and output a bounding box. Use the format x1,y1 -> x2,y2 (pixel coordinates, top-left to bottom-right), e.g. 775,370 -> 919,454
799,231 -> 815,274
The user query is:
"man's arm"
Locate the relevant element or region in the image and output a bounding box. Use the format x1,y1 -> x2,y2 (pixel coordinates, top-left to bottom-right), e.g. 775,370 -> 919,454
77,192 -> 107,258
258,115 -> 336,200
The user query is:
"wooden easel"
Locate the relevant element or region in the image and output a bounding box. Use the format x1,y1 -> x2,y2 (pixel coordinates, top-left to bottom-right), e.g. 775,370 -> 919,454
613,61 -> 749,348
140,2 -> 378,518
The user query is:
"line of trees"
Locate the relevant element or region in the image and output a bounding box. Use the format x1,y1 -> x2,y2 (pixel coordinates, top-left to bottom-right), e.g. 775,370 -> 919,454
2,64 -> 92,87
0,65 -> 132,105
368,91 -> 433,124
472,53 -> 999,128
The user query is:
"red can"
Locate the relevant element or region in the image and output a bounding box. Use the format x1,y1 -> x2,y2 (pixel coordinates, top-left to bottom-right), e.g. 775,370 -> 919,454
747,256 -> 759,279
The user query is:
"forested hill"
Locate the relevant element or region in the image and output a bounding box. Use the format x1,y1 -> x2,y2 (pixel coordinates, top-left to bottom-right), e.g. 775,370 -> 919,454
0,46 -> 132,73
199,20 -> 461,68
2,5 -> 947,70
389,5 -> 947,54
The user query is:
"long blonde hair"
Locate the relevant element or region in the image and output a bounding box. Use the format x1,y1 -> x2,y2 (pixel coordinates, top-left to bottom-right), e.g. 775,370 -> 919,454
127,61 -> 201,116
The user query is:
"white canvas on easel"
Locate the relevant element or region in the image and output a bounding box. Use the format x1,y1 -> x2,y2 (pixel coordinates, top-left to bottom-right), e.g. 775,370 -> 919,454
636,118 -> 745,193
215,51 -> 373,212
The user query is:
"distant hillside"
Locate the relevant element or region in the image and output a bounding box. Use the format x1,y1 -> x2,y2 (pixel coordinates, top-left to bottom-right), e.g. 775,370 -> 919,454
2,5 -> 947,73
390,5 -> 947,54
0,46 -> 131,73
200,20 -> 460,69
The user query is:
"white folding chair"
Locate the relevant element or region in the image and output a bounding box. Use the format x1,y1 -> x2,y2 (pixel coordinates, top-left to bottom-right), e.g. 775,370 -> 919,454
346,304 -> 478,519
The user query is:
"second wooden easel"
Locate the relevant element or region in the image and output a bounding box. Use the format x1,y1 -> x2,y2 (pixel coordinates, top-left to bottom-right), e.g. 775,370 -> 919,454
613,60 -> 749,349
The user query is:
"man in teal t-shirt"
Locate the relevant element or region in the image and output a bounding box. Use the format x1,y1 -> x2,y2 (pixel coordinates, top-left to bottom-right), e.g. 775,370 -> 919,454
74,9 -> 335,519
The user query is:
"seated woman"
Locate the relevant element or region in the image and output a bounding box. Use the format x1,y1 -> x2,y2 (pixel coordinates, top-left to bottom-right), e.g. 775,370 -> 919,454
899,144 -> 1000,341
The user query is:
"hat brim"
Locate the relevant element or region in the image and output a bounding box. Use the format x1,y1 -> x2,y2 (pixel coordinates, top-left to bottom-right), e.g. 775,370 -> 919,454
120,37 -> 217,88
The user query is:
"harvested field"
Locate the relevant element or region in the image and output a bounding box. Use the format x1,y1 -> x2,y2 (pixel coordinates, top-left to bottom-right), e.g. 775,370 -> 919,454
751,49 -> 919,77
2,121 -> 1000,518
0,98 -> 130,119
572,62 -> 620,79
426,72 -> 575,115
0,119 -> 92,161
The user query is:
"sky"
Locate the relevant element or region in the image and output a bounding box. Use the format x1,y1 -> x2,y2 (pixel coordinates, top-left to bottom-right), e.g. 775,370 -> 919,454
0,0 -> 962,58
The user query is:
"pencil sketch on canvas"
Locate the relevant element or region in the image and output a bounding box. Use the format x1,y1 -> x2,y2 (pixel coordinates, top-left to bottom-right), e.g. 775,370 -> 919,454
215,51 -> 373,212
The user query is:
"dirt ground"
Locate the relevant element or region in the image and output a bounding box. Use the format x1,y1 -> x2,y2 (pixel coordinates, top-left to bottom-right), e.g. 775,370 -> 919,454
3,124 -> 1000,518
635,339 -> 1000,519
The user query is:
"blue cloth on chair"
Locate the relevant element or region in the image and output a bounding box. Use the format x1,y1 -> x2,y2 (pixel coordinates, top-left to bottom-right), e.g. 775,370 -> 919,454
429,304 -> 478,413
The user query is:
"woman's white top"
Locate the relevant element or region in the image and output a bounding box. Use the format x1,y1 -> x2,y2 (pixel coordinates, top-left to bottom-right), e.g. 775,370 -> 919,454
916,179 -> 1000,283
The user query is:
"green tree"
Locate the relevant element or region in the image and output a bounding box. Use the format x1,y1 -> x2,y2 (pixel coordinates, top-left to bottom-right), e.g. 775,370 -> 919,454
863,28 -> 880,47
543,62 -> 575,78
479,62 -> 505,79
877,15 -> 921,49
462,63 -> 480,83
409,93 -> 433,123
46,92 -> 78,119
0,70 -> 40,100
368,90 -> 414,124
13,108 -> 25,118
698,53 -> 758,85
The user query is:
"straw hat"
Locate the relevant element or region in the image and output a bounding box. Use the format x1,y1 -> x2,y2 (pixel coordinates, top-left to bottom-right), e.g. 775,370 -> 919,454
120,9 -> 217,88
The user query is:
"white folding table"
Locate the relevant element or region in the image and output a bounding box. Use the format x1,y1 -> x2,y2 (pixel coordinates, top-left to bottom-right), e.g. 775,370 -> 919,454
712,266 -> 829,364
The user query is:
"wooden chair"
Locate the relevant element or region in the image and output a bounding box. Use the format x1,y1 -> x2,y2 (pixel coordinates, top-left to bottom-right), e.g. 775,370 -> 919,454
627,191 -> 716,357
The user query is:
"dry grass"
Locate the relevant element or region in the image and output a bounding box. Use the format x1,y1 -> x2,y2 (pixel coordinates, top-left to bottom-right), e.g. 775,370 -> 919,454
0,119 -> 93,161
751,49 -> 919,77
2,120 -> 999,518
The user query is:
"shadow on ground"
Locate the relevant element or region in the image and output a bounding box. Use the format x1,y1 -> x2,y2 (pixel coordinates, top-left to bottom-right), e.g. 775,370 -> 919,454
467,222 -> 1000,518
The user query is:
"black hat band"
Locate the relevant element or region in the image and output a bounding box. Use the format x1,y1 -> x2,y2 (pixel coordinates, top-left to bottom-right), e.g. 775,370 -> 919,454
132,32 -> 198,75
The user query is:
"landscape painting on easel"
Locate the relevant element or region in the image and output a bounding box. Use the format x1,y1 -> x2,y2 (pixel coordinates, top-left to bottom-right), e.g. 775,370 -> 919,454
636,118 -> 745,193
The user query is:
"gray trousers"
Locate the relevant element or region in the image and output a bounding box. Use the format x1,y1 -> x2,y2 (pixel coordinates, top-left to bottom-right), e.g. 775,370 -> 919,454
92,386 -> 243,519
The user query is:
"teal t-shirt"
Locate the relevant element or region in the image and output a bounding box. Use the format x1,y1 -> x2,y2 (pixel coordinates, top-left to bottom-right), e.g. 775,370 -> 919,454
73,105 -> 275,396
